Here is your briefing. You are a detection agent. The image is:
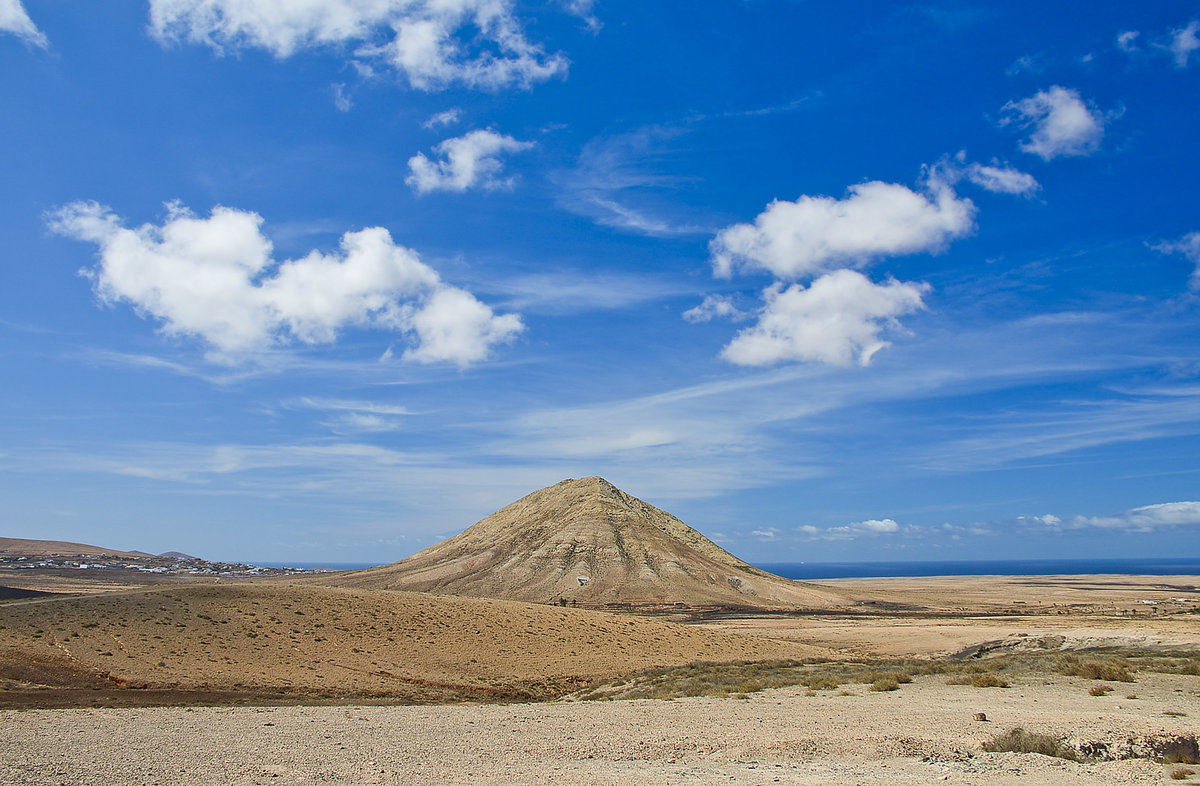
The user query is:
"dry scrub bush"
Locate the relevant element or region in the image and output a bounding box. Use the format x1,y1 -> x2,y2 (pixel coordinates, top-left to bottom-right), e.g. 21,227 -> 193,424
948,673 -> 1009,688
858,670 -> 911,686
869,677 -> 900,692
1089,684 -> 1113,696
1054,654 -> 1134,682
982,728 -> 1079,761
576,648 -> 1193,703
1171,767 -> 1195,780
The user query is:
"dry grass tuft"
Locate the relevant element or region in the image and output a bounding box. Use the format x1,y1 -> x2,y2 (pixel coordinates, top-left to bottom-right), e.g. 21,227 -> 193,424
982,727 -> 1079,761
1089,684 -> 1113,696
1171,767 -> 1196,780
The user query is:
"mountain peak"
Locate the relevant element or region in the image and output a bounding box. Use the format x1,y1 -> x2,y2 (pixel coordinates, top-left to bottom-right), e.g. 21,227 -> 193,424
325,478 -> 845,611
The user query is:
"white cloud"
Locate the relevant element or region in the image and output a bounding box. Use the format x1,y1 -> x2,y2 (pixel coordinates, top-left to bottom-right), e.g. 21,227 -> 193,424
295,397 -> 411,416
402,286 -> 523,365
1152,232 -> 1200,289
1005,54 -> 1043,76
798,517 -> 903,541
491,271 -> 693,314
1116,30 -> 1140,53
47,201 -> 522,365
1162,20 -> 1200,68
1026,502 -> 1200,533
0,0 -> 47,48
147,0 -> 568,91
554,126 -> 710,237
710,178 -> 975,279
683,294 -> 747,323
931,153 -> 1040,198
1002,86 -> 1107,161
720,270 -> 929,367
423,108 -> 460,128
331,82 -> 353,111
559,0 -> 600,32
963,162 -> 1041,197
858,518 -> 900,533
406,129 -> 533,193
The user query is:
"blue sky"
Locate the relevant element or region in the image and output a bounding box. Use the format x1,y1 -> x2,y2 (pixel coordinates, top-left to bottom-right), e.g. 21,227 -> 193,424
3,1 -> 1199,565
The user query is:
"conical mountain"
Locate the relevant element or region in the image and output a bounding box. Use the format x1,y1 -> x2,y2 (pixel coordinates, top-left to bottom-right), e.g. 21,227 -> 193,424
326,477 -> 846,610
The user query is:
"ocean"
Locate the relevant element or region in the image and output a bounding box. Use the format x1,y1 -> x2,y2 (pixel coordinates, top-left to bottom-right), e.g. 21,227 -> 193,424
757,557 -> 1200,580
255,557 -> 1200,578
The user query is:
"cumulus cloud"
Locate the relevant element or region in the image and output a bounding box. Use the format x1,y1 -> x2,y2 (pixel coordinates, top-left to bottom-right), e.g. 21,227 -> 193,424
1025,502 -> 1200,533
798,518 -> 903,541
1162,20 -> 1200,68
1152,232 -> 1200,289
47,201 -> 522,365
720,270 -> 929,367
682,294 -> 747,324
1002,86 -> 1108,161
402,286 -> 523,364
406,129 -> 533,193
710,178 -> 975,279
0,0 -> 47,48
147,0 -> 568,91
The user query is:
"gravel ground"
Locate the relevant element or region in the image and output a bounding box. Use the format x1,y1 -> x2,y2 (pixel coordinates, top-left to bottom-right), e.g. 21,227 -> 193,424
2,671 -> 1196,785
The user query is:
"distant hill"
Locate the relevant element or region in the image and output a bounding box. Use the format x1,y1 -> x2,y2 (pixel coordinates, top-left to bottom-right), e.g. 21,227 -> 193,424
157,551 -> 197,560
0,537 -> 146,560
322,476 -> 848,611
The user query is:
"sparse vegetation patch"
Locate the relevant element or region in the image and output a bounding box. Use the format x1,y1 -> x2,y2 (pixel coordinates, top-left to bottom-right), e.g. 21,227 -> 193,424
982,727 -> 1079,761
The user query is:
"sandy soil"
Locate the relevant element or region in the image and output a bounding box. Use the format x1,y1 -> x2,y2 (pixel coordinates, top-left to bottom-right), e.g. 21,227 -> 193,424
0,583 -> 809,705
2,670 -> 1196,785
2,572 -> 1198,784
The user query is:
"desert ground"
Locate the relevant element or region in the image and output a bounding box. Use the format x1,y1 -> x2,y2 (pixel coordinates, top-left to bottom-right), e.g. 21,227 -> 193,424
1,665 -> 1196,784
1,570 -> 1197,784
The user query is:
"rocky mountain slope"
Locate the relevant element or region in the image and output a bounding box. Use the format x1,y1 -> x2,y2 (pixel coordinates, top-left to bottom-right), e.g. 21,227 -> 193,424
325,477 -> 846,611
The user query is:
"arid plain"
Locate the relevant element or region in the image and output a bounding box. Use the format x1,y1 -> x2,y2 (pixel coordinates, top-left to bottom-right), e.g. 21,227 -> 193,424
2,479 -> 1198,784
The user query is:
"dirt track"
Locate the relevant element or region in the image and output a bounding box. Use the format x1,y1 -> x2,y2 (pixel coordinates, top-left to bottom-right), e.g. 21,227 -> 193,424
3,670 -> 1196,785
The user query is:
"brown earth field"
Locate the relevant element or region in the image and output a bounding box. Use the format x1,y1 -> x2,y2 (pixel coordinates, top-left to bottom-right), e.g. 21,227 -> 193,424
0,582 -> 811,708
1,571 -> 1198,784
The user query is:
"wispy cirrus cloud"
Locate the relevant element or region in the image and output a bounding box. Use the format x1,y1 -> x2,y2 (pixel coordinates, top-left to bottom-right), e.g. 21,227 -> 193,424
487,270 -> 697,314
1152,232 -> 1200,289
553,126 -> 711,237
